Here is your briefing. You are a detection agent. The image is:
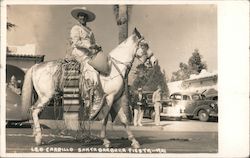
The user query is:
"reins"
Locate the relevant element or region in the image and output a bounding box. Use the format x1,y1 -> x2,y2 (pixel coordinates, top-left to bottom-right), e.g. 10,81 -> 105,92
109,56 -> 132,95
109,36 -> 148,80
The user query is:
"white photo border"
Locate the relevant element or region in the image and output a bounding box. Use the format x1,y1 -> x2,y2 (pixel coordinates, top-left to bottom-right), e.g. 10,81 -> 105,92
1,0 -> 249,157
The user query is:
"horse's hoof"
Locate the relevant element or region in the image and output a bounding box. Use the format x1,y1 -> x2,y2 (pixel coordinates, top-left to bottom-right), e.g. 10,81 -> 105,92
103,139 -> 112,148
131,140 -> 140,149
103,143 -> 112,148
35,139 -> 42,146
35,133 -> 42,146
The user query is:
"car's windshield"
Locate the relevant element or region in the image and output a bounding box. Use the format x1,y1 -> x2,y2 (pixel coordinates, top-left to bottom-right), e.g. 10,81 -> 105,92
170,94 -> 182,100
147,94 -> 153,100
183,95 -> 191,100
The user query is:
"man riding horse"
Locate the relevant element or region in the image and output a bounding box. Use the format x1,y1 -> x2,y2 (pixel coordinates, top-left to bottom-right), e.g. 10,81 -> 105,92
21,6 -> 157,147
68,7 -> 104,119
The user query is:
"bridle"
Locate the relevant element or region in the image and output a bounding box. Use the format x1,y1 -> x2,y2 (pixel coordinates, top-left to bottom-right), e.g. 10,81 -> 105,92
135,38 -> 154,64
109,37 -> 153,94
110,37 -> 154,80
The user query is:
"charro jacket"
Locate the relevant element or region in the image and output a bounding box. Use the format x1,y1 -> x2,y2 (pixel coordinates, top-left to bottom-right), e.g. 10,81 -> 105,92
70,24 -> 96,60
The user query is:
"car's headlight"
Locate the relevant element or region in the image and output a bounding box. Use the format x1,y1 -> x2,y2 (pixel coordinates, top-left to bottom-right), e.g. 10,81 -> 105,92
211,103 -> 215,108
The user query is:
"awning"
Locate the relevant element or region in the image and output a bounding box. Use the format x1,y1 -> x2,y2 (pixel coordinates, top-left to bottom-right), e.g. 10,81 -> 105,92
203,88 -> 218,97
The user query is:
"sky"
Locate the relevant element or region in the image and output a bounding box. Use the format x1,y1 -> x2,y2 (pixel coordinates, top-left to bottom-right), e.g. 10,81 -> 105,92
7,4 -> 217,79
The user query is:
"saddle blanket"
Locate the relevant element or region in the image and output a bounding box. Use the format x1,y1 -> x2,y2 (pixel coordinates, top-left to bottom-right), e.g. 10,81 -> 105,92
62,60 -> 81,113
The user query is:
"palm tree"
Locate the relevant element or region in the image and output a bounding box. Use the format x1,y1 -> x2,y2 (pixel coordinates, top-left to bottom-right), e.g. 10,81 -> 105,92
7,22 -> 16,31
113,5 -> 133,123
7,22 -> 16,53
113,5 -> 131,43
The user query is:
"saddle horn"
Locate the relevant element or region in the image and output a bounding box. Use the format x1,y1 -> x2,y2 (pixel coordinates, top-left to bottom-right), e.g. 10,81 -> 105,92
133,28 -> 141,39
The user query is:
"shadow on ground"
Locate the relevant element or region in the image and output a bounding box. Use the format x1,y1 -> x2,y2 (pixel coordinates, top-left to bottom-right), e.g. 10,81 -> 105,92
6,122 -> 50,129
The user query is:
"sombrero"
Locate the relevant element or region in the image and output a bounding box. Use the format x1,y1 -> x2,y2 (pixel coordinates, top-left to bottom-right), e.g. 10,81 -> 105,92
71,7 -> 96,22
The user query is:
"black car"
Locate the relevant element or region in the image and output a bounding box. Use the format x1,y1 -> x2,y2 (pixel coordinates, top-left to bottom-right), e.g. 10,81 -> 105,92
169,92 -> 218,122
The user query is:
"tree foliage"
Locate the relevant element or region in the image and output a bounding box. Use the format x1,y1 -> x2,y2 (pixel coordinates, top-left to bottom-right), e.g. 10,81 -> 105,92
188,49 -> 207,74
171,49 -> 207,81
7,22 -> 16,53
132,63 -> 169,95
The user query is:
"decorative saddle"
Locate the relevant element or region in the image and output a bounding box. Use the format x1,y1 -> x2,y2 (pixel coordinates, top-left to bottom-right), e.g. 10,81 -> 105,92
60,59 -> 106,121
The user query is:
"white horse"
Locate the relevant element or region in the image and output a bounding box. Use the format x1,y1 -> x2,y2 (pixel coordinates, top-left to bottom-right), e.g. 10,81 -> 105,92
21,28 -> 157,148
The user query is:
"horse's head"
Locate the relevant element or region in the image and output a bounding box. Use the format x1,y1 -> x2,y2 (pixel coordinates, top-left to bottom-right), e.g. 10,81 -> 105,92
133,28 -> 158,67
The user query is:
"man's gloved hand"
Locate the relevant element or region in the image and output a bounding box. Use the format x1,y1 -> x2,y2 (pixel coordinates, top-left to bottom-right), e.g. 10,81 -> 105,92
89,44 -> 102,52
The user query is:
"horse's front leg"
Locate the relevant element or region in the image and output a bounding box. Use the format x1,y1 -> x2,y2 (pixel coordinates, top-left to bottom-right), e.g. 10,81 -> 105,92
117,106 -> 140,149
100,94 -> 114,148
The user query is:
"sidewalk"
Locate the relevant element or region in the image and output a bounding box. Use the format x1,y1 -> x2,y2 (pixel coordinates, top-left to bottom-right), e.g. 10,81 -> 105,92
38,118 -> 218,132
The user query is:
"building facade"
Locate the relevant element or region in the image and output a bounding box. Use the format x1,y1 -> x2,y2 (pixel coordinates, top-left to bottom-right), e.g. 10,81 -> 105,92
6,44 -> 44,86
167,70 -> 218,98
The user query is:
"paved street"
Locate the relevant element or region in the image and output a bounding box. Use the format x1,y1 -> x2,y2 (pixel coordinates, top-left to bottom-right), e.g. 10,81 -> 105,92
6,119 -> 218,153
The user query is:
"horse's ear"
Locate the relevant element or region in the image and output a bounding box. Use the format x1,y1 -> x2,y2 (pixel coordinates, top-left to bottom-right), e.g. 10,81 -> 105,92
133,28 -> 141,39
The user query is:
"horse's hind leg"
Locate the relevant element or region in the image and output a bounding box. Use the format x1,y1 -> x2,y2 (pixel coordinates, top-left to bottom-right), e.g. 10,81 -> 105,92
117,107 -> 140,149
32,98 -> 50,145
100,116 -> 111,148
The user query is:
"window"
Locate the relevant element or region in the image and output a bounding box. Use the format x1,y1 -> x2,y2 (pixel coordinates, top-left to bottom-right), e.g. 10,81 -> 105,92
183,95 -> 191,100
146,94 -> 152,100
201,94 -> 206,100
172,94 -> 181,100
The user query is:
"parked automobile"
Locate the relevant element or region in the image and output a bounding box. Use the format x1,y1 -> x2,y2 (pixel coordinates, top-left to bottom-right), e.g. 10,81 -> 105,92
6,87 -> 29,124
6,84 -> 63,125
160,99 -> 185,121
140,91 -> 184,120
169,92 -> 218,122
141,91 -> 155,119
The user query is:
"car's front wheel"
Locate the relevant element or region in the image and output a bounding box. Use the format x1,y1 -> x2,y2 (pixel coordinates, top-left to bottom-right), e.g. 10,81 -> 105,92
198,109 -> 209,122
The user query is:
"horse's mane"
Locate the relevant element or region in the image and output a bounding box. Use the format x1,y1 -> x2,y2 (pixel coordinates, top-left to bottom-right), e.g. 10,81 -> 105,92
109,34 -> 138,60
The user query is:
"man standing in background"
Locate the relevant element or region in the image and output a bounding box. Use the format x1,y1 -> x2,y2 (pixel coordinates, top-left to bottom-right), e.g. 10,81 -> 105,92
133,87 -> 147,126
152,85 -> 162,126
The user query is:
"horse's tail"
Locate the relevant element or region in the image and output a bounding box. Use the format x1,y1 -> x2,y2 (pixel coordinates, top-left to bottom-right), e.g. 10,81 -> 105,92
21,66 -> 34,119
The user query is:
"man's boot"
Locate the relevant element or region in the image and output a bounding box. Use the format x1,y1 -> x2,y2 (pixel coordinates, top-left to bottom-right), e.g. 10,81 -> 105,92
89,86 -> 105,120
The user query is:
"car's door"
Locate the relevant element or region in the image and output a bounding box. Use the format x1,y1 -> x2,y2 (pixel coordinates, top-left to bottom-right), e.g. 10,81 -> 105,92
6,87 -> 24,121
170,93 -> 182,107
181,94 -> 192,114
191,94 -> 205,114
184,94 -> 200,115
